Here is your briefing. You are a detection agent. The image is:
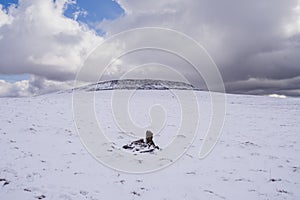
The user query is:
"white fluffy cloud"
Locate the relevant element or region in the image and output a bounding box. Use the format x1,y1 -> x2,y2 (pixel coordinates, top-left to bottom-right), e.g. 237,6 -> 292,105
0,0 -> 102,80
0,79 -> 30,97
0,75 -> 77,97
0,0 -> 104,96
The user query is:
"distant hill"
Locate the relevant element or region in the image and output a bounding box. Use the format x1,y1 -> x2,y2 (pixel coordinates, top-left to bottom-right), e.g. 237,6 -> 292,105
73,79 -> 201,91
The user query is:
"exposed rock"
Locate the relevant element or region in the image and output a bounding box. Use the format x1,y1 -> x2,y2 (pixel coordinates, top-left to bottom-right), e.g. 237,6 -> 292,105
72,79 -> 200,92
123,130 -> 159,153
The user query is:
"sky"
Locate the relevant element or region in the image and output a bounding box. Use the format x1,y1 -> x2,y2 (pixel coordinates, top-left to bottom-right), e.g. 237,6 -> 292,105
0,0 -> 300,97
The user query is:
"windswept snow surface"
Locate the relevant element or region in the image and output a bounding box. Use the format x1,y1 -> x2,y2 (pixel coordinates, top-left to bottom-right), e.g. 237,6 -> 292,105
0,90 -> 300,200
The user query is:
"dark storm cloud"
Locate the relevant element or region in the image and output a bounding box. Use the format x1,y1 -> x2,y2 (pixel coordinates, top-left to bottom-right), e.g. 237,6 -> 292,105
101,0 -> 300,96
226,76 -> 300,97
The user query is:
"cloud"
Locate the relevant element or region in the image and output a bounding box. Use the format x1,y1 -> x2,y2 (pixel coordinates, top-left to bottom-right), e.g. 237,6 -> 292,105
226,76 -> 300,97
98,0 -> 300,96
0,0 -> 102,81
1,0 -> 300,97
0,75 -> 75,97
0,79 -> 30,97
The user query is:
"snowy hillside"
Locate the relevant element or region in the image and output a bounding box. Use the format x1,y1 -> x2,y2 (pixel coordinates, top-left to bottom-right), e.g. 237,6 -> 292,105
72,79 -> 199,91
0,89 -> 300,200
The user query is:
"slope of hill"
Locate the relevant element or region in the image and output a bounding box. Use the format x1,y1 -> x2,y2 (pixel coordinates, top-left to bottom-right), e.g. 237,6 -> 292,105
0,89 -> 299,200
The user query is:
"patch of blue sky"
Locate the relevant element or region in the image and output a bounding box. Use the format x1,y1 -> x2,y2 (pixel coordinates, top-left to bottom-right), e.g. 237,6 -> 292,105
0,74 -> 30,82
0,0 -> 18,9
0,0 -> 124,34
63,0 -> 124,34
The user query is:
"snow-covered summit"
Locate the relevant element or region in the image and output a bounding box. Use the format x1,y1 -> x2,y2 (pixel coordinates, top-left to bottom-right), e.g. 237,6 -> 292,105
1,87 -> 300,199
74,79 -> 199,91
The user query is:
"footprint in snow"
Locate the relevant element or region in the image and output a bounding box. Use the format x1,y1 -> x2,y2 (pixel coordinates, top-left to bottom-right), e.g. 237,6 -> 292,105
35,195 -> 46,199
0,178 -> 10,186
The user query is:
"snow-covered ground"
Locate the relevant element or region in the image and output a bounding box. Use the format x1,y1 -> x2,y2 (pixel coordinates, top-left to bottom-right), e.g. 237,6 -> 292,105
0,90 -> 299,200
